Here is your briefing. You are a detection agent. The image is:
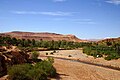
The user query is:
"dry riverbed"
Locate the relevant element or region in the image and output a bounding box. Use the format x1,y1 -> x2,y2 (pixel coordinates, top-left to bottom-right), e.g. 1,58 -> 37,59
52,58 -> 120,80
39,50 -> 120,68
39,50 -> 120,80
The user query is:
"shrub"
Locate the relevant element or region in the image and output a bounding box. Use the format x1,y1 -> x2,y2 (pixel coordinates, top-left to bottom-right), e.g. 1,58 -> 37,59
31,51 -> 39,61
50,52 -> 54,55
104,55 -> 112,60
53,50 -> 56,53
8,64 -> 32,80
46,53 -> 48,55
47,57 -> 54,64
105,54 -> 120,60
27,68 -> 47,80
8,59 -> 56,80
35,60 -> 56,77
68,55 -> 72,57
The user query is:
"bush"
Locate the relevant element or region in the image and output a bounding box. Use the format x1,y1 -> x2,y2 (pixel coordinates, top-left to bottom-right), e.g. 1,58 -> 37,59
50,52 -> 54,55
31,51 -> 39,61
8,64 -> 32,80
68,55 -> 72,57
35,60 -> 56,77
104,56 -> 112,60
47,57 -> 54,64
46,53 -> 48,55
53,50 -> 56,53
27,67 -> 47,80
105,54 -> 120,60
8,59 -> 56,80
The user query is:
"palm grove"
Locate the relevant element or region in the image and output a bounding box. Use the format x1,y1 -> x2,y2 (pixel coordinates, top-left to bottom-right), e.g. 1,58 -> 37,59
0,36 -> 120,60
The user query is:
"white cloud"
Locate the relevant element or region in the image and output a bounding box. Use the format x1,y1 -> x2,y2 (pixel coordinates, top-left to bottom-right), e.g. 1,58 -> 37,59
53,0 -> 66,2
11,11 -> 72,16
52,18 -> 96,24
106,0 -> 120,5
40,11 -> 71,16
75,21 -> 96,24
73,19 -> 92,22
72,19 -> 96,24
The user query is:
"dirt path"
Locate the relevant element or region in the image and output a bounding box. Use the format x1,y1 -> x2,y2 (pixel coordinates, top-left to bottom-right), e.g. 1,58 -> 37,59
53,58 -> 120,80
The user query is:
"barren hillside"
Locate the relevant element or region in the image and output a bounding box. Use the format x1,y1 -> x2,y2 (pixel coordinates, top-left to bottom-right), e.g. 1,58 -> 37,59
0,31 -> 87,42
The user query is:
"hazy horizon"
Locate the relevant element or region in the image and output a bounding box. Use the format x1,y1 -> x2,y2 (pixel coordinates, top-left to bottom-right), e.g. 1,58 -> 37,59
0,0 -> 120,39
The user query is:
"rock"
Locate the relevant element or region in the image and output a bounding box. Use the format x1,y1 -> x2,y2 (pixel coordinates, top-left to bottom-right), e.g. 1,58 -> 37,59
0,47 -> 6,52
0,55 -> 7,77
0,49 -> 30,77
3,51 -> 29,65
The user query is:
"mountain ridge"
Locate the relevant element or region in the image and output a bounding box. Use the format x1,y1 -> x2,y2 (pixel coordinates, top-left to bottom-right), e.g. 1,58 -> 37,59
0,31 -> 87,42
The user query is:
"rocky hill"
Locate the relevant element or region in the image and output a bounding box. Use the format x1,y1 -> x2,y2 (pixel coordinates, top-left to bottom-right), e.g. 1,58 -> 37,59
0,31 -> 87,42
97,37 -> 120,43
0,46 -> 29,77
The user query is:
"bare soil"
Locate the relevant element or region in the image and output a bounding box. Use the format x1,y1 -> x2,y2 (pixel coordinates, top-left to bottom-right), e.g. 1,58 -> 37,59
52,58 -> 120,80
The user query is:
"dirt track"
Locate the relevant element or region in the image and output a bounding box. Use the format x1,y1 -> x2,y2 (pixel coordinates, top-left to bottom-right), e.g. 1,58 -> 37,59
53,58 -> 120,80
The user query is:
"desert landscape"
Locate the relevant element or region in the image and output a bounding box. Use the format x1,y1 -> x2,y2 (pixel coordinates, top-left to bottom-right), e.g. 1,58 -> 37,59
0,0 -> 120,80
0,31 -> 120,80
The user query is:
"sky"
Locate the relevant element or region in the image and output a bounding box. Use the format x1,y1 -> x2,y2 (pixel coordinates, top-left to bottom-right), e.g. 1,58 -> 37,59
0,0 -> 120,39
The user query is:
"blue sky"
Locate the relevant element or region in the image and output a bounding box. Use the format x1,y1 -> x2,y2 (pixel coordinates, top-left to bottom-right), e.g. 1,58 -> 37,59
0,0 -> 120,39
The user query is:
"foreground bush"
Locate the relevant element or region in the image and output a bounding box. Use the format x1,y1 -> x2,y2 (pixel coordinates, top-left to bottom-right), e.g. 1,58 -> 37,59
27,67 -> 47,80
8,58 -> 56,80
8,64 -> 32,80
